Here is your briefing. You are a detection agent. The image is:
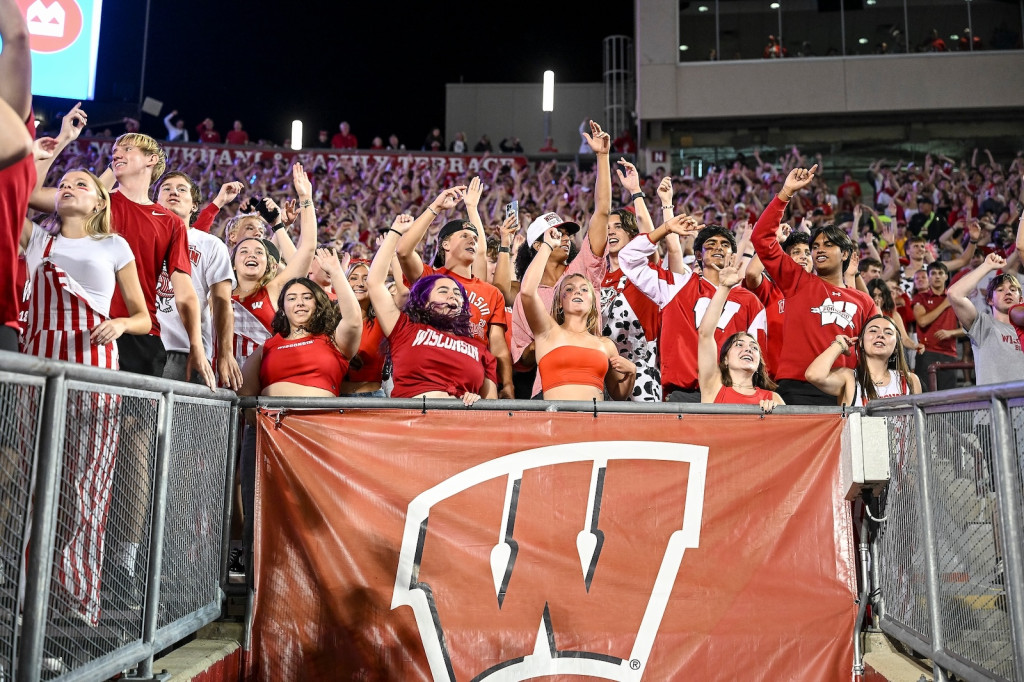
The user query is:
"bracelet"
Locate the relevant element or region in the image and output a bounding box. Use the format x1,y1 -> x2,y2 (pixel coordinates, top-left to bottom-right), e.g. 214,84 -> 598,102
970,240 -> 979,245
743,251 -> 755,258
779,190 -> 793,202
388,228 -> 404,238
662,205 -> 673,211
498,246 -> 511,254
832,339 -> 847,349
298,199 -> 313,209
426,206 -> 439,218
630,192 -> 646,202
272,223 -> 287,233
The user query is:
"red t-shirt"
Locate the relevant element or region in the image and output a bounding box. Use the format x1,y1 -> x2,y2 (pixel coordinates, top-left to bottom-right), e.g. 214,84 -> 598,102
197,126 -> 221,143
259,333 -> 349,394
233,287 -> 276,331
108,191 -> 191,335
911,291 -> 958,356
0,116 -> 36,331
226,130 -> 249,146
331,132 -> 358,149
192,203 -> 220,233
747,275 -> 785,379
419,265 -> 509,343
345,317 -> 386,383
387,313 -> 496,398
752,196 -> 880,382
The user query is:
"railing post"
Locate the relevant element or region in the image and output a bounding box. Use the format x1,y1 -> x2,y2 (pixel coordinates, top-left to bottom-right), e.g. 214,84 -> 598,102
911,405 -> 949,682
988,396 -> 1024,678
16,373 -> 68,682
130,390 -> 175,682
219,402 -> 240,588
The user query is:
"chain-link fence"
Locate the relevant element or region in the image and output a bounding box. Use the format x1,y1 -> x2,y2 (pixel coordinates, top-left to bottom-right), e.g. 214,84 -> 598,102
868,386 -> 1024,682
0,353 -> 237,682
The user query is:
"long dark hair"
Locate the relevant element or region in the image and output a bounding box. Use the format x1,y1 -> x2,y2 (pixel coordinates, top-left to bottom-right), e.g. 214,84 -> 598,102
854,314 -> 912,402
272,278 -> 340,338
717,332 -> 777,390
866,278 -> 895,316
403,273 -> 473,337
515,239 -> 579,281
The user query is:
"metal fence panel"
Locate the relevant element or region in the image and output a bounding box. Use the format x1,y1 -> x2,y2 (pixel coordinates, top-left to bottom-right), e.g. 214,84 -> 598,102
0,376 -> 44,681
40,385 -> 160,680
155,397 -> 233,640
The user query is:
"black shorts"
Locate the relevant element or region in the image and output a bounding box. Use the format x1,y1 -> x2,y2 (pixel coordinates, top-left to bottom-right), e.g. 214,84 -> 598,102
776,379 -> 835,406
117,334 -> 167,377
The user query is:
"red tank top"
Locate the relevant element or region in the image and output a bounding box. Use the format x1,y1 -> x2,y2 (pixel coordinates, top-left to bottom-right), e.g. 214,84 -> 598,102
713,385 -> 776,405
259,333 -> 349,394
538,345 -> 608,393
233,287 -> 275,331
345,317 -> 386,383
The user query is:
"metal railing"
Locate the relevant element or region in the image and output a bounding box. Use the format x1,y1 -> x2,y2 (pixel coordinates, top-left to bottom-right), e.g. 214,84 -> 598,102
0,352 -> 237,682
866,382 -> 1024,682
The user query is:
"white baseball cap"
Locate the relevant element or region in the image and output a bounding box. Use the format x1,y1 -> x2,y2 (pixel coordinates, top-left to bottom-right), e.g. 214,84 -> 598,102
526,212 -> 581,247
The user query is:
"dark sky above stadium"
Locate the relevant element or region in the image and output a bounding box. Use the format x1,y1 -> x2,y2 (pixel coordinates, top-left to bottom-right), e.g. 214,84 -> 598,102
75,0 -> 634,147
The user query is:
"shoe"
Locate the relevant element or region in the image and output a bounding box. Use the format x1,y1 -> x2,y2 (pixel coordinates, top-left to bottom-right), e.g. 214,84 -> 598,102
227,547 -> 244,575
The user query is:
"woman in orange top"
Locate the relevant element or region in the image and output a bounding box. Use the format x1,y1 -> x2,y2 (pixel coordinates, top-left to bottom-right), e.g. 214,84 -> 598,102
698,254 -> 783,411
520,226 -> 636,400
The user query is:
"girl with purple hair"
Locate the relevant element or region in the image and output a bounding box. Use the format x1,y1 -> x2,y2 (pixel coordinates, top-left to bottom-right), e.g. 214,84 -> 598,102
368,214 -> 497,405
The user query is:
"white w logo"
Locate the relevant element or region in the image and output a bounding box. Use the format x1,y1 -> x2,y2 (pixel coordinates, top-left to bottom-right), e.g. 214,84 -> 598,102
810,298 -> 857,329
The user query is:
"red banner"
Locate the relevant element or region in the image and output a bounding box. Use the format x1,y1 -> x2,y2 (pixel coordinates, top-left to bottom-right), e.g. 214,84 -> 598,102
247,411 -> 856,681
73,138 -> 528,175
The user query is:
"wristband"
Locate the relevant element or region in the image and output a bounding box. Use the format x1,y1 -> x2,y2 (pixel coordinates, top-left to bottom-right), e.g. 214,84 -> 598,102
662,205 -> 673,210
272,223 -> 287,233
498,246 -> 511,254
970,240 -> 979,245
426,206 -> 439,218
388,228 -> 404,238
743,251 -> 755,258
298,199 -> 313,209
630,192 -> 646,202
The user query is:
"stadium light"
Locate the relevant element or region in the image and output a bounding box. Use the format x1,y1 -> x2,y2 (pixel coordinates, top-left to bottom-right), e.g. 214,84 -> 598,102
291,120 -> 303,150
542,71 -> 555,112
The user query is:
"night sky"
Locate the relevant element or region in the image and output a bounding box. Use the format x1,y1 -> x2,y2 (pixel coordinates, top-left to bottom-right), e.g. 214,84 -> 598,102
37,1 -> 635,147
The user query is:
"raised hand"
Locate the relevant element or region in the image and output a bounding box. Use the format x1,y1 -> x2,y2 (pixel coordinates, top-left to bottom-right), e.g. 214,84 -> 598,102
390,213 -> 414,235
431,186 -> 468,212
314,247 -> 343,278
499,212 -> 519,241
781,164 -> 818,198
213,181 -> 244,208
775,222 -> 792,242
715,253 -> 743,287
32,136 -> 58,161
464,176 -> 483,210
657,176 -> 673,208
665,213 -> 704,237
292,163 -> 312,200
282,198 -> 299,225
58,103 -> 87,143
616,158 -> 641,193
833,334 -> 857,355
542,226 -> 563,251
582,120 -> 610,155
984,252 -> 1006,270
968,219 -> 982,243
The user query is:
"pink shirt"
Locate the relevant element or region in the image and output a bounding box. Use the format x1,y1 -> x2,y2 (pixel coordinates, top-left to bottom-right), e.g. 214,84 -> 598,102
510,233 -> 608,396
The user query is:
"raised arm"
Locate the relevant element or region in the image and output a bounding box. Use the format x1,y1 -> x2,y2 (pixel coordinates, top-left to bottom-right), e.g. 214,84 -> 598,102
583,120 -> 612,256
316,248 -> 362,359
940,220 -> 981,273
267,164 -> 318,297
367,214 -> 414,336
697,255 -> 740,401
617,159 -> 653,233
0,97 -> 30,171
462,176 -> 489,278
492,213 -> 518,305
619,214 -> 700,308
519,227 -> 561,338
0,0 -> 32,121
29,104 -> 87,211
395,186 -> 466,283
947,253 -> 1005,330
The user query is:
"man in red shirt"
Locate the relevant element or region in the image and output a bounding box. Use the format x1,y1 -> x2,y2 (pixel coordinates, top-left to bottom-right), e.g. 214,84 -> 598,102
912,262 -> 963,391
196,118 -> 221,144
331,121 -> 358,150
32,122 -> 215,387
751,165 -> 879,405
0,0 -> 34,351
396,183 -> 514,398
225,120 -> 249,146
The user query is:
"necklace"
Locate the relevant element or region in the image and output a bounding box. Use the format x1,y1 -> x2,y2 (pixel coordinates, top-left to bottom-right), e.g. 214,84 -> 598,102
872,375 -> 888,386
733,384 -> 754,390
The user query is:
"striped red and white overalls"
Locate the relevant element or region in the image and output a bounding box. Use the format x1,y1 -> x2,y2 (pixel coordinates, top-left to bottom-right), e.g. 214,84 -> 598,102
232,299 -> 271,369
22,236 -> 120,625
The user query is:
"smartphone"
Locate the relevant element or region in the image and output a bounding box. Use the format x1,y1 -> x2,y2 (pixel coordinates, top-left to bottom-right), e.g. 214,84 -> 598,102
248,173 -> 258,185
505,200 -> 519,226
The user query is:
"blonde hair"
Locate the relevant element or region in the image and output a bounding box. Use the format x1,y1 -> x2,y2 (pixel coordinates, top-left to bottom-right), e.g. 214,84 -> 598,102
43,169 -> 114,239
550,274 -> 600,335
232,237 -> 277,291
224,212 -> 269,246
114,132 -> 166,183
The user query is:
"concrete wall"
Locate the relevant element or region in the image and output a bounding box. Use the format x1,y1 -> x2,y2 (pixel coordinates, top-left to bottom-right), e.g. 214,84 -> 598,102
445,83 -> 605,155
636,0 -> 1024,122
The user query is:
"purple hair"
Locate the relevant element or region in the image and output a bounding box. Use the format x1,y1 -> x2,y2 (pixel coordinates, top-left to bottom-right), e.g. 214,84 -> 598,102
403,273 -> 473,337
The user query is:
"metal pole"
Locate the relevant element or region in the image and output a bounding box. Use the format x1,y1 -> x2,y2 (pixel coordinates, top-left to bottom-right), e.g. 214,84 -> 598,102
134,391 -> 175,681
714,0 -> 720,61
988,397 -> 1024,677
136,0 -> 152,119
911,405 -> 949,682
840,0 -> 846,55
903,0 -> 911,54
966,0 -> 974,52
16,373 -> 68,682
544,112 -> 551,145
219,402 -> 240,588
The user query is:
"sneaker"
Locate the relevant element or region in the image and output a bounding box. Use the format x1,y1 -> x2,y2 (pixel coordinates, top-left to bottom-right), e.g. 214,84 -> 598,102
227,548 -> 244,575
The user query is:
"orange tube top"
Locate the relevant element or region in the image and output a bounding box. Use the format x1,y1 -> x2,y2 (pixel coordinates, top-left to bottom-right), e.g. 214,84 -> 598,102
538,345 -> 608,393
